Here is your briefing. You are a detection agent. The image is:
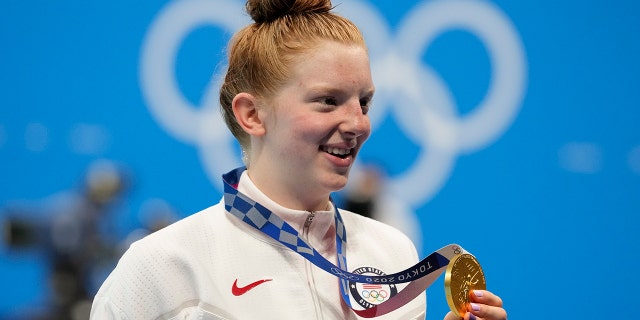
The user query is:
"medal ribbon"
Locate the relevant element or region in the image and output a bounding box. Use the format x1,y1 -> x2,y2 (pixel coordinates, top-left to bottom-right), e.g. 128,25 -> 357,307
223,167 -> 467,317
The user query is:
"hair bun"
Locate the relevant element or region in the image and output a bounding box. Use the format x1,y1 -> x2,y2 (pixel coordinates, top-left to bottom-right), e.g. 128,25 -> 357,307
246,0 -> 332,24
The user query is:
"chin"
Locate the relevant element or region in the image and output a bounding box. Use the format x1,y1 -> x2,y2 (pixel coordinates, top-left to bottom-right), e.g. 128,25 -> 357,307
325,172 -> 350,192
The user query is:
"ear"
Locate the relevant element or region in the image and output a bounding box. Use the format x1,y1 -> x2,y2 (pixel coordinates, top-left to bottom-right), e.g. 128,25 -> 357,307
232,92 -> 266,137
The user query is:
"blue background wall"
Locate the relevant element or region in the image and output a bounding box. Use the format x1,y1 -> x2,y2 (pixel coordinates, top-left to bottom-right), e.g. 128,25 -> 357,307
1,0 -> 639,319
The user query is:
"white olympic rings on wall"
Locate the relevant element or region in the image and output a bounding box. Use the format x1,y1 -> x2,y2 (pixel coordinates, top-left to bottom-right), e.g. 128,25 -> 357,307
139,0 -> 527,207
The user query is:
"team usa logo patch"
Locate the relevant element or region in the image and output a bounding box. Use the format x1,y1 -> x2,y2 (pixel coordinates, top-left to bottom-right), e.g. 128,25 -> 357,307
348,267 -> 398,309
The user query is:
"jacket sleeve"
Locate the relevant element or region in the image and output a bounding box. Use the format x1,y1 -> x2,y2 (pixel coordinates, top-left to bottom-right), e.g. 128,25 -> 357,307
90,294 -> 128,320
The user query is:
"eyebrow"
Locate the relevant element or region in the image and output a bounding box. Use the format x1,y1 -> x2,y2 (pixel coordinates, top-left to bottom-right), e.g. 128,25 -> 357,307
306,84 -> 375,97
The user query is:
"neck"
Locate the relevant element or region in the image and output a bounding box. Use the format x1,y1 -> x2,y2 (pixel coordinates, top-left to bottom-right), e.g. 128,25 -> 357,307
246,169 -> 330,212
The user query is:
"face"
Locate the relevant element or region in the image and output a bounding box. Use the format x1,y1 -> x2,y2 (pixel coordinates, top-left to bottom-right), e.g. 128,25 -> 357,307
250,40 -> 374,210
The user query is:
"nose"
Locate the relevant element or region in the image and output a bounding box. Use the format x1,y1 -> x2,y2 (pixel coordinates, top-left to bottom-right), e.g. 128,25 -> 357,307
341,100 -> 371,139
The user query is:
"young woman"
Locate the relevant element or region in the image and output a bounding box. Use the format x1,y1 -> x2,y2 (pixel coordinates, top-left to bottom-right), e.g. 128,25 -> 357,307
91,0 -> 506,319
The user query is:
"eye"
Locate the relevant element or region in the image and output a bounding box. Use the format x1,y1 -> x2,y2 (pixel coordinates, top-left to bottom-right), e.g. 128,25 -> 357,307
323,97 -> 338,106
360,97 -> 372,115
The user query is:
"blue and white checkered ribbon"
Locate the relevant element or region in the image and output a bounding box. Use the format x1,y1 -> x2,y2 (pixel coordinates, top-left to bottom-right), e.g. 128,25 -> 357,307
223,167 -> 468,317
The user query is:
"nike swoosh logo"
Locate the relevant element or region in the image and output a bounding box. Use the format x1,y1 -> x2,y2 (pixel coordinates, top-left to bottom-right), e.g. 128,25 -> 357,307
232,278 -> 272,296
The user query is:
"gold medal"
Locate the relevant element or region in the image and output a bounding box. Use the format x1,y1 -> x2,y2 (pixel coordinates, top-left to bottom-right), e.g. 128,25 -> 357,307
444,253 -> 487,317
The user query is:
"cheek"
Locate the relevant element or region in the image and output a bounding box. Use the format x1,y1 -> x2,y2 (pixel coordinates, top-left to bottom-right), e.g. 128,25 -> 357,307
292,116 -> 330,138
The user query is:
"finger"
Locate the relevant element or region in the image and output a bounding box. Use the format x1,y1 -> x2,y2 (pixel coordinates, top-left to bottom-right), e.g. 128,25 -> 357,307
465,302 -> 508,320
469,290 -> 503,308
443,311 -> 462,320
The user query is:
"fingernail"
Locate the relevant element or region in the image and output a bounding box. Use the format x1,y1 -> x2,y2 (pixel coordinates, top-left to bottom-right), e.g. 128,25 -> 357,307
473,290 -> 483,297
468,313 -> 477,320
470,303 -> 481,311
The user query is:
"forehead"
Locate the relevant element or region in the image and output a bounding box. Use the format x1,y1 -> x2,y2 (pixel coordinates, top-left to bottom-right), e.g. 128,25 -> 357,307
287,41 -> 373,88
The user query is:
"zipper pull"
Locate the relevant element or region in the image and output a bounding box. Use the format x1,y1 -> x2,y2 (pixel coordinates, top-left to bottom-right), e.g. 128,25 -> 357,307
304,211 -> 315,229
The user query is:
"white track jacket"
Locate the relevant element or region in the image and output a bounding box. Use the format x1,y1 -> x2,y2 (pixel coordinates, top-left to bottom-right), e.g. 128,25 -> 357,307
90,172 -> 426,319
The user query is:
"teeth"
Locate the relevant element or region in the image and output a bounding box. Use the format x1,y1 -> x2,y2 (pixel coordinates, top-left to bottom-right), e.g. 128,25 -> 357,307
323,146 -> 351,156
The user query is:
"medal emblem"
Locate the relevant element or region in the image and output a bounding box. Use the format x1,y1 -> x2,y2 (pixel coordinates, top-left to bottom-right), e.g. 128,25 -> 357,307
348,267 -> 398,309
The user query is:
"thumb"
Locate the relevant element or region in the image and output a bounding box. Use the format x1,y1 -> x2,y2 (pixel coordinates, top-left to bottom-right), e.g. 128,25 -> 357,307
443,311 -> 462,320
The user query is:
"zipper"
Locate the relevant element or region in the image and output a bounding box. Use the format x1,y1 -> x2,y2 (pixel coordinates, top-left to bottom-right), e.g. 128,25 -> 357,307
304,211 -> 316,229
302,211 -> 323,318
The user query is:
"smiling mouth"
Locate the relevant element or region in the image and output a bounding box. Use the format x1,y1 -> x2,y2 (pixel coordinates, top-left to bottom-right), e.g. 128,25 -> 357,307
321,146 -> 353,159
